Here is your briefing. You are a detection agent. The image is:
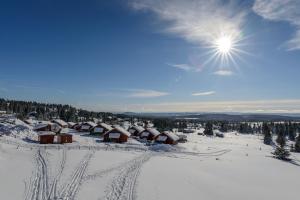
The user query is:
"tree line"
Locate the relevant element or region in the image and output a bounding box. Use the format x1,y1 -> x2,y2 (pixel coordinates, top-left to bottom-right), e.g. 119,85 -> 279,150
0,98 -> 113,122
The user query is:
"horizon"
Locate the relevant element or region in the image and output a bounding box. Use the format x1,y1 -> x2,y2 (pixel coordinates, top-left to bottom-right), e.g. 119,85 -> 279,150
1,0 -> 300,113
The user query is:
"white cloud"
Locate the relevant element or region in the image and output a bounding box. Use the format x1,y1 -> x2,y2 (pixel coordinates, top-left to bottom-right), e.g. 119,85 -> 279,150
253,0 -> 300,50
167,63 -> 202,72
192,91 -> 216,96
168,63 -> 193,71
127,89 -> 169,98
130,0 -> 246,46
213,70 -> 233,76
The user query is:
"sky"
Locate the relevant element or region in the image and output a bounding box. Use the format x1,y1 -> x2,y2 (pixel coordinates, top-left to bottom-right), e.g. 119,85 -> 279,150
0,0 -> 300,113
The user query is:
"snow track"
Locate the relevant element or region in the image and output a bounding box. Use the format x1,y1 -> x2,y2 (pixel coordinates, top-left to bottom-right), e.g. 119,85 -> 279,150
25,149 -> 50,200
59,151 -> 94,200
47,148 -> 67,200
104,153 -> 152,200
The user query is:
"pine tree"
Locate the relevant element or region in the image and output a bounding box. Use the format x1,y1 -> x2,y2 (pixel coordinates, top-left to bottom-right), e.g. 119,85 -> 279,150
262,123 -> 272,145
220,122 -> 228,132
295,134 -> 300,153
288,122 -> 296,141
273,127 -> 290,160
204,122 -> 213,136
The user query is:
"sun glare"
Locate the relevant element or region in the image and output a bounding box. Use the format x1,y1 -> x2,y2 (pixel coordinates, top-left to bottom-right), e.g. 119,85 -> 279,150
216,36 -> 232,54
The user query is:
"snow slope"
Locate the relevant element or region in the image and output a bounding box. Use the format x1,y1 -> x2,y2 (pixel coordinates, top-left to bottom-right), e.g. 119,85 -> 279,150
0,126 -> 300,200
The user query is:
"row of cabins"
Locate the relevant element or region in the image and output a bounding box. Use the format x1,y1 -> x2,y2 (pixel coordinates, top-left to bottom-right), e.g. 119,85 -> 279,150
73,121 -> 179,145
105,125 -> 179,145
28,119 -> 73,144
27,118 -> 179,145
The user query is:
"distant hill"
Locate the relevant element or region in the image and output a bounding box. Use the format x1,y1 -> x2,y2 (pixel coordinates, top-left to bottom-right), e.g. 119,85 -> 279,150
122,112 -> 300,121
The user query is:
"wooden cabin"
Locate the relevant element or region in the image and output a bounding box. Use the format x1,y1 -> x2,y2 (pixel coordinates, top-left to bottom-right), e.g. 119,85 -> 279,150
80,121 -> 97,132
34,122 -> 61,133
24,118 -> 37,125
57,133 -> 73,144
90,123 -> 113,135
67,122 -> 76,129
73,123 -> 82,131
155,131 -> 179,145
38,132 -> 55,144
52,119 -> 68,128
140,128 -> 160,141
103,126 -> 131,143
128,126 -> 145,137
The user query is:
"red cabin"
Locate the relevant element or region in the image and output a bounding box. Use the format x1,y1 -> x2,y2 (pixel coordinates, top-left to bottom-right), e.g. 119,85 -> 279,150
57,134 -> 73,144
103,126 -> 131,143
38,132 -> 55,144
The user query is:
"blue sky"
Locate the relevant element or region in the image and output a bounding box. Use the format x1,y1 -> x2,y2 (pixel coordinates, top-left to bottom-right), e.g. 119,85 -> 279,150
1,0 -> 300,113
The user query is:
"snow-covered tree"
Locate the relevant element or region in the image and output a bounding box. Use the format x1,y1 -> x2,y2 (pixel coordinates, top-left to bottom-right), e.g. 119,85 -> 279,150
273,127 -> 290,160
204,122 -> 213,136
295,133 -> 300,153
262,123 -> 272,145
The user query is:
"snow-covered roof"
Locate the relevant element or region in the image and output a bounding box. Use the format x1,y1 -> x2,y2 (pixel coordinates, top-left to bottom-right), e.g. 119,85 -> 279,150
68,122 -> 76,126
38,131 -> 56,136
83,121 -> 97,127
99,123 -> 113,131
145,128 -> 160,137
163,131 -> 179,141
106,125 -> 131,137
52,119 -> 68,127
130,126 -> 145,133
33,123 -> 50,130
24,118 -> 37,125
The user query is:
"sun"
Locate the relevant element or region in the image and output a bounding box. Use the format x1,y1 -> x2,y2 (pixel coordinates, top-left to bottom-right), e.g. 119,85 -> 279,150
216,36 -> 232,54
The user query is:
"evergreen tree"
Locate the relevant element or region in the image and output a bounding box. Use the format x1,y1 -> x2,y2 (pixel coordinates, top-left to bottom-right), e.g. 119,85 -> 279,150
204,122 -> 213,136
295,134 -> 300,153
288,122 -> 296,141
220,122 -> 228,132
262,123 -> 272,145
273,127 -> 290,160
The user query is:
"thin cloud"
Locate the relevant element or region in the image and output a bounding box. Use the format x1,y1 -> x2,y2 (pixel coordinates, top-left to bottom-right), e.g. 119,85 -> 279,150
130,0 -> 246,46
253,0 -> 300,50
85,99 -> 300,113
192,91 -> 216,96
127,89 -> 170,98
213,70 -> 233,76
168,63 -> 202,72
168,63 -> 193,71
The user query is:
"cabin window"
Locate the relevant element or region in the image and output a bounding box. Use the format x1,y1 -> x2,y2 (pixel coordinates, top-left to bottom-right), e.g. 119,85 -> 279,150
109,133 -> 121,138
141,132 -> 150,137
94,127 -> 103,132
157,135 -> 167,142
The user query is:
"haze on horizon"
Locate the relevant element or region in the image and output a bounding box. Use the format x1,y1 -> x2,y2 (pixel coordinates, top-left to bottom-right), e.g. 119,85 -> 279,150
1,0 -> 300,113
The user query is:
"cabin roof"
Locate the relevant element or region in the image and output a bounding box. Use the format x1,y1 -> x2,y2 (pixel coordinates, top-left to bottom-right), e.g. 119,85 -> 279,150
99,123 -> 113,131
131,126 -> 145,133
52,119 -> 68,126
33,123 -> 50,130
38,131 -> 56,136
162,131 -> 179,141
68,122 -> 76,126
145,128 -> 160,137
106,125 -> 131,137
84,121 -> 97,127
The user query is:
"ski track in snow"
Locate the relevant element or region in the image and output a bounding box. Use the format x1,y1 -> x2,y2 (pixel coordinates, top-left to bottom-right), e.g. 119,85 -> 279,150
47,147 -> 67,200
104,152 -> 152,200
25,149 -> 50,200
59,151 -> 94,200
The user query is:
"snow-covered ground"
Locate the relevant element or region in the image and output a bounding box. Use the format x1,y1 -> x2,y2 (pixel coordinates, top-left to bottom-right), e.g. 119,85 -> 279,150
0,124 -> 300,200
